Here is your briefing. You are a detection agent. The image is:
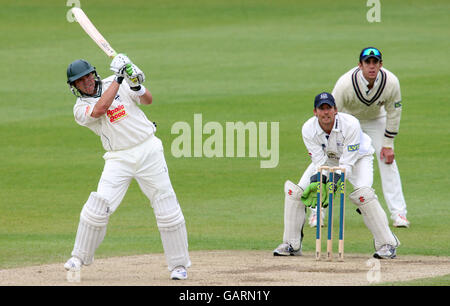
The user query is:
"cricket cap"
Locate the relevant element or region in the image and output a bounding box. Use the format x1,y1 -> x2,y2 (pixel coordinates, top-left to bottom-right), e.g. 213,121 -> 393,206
359,47 -> 382,62
314,92 -> 335,108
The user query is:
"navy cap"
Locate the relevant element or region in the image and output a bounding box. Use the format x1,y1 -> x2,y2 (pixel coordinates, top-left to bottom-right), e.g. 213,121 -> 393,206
314,92 -> 335,108
360,47 -> 382,62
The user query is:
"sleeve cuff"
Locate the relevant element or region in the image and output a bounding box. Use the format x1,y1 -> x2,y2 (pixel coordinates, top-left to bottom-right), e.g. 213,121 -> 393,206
382,136 -> 395,148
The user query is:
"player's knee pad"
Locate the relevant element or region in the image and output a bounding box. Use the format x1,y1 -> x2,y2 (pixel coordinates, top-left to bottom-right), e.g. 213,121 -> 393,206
284,180 -> 303,200
348,186 -> 377,207
152,192 -> 185,231
80,192 -> 110,227
73,192 -> 110,265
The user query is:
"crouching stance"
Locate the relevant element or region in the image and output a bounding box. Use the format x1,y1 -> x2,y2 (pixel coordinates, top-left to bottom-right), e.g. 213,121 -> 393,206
273,92 -> 399,259
64,55 -> 190,280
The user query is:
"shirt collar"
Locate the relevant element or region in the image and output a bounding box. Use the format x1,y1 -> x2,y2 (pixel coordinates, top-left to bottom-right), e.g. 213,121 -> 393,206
314,113 -> 341,135
358,69 -> 381,93
333,114 -> 341,132
314,117 -> 326,135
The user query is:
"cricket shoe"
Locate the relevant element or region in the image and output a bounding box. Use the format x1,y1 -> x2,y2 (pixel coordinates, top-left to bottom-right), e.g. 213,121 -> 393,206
373,244 -> 397,259
64,257 -> 82,271
308,208 -> 325,228
171,266 -> 188,280
393,214 -> 410,228
273,243 -> 302,256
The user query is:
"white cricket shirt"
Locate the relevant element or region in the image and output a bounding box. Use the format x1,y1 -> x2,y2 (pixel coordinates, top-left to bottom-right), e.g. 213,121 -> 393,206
302,112 -> 374,178
73,76 -> 156,151
332,67 -> 402,147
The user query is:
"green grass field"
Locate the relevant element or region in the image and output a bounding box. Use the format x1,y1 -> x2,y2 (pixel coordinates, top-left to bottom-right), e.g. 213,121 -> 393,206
1,0 -> 449,285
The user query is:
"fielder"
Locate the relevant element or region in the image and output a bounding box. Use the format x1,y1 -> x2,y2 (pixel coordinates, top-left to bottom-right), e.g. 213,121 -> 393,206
326,47 -> 409,228
273,92 -> 399,259
64,54 -> 191,280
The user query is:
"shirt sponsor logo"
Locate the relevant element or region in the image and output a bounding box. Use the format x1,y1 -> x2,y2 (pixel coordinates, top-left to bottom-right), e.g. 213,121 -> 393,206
394,101 -> 402,108
107,104 -> 127,123
347,144 -> 360,152
327,151 -> 339,160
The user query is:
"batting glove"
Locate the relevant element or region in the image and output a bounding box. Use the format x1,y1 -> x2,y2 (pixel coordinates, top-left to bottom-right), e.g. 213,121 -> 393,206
124,63 -> 145,88
110,53 -> 132,76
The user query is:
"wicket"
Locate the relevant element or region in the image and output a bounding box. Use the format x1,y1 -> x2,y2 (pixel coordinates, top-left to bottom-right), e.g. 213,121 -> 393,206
315,166 -> 346,261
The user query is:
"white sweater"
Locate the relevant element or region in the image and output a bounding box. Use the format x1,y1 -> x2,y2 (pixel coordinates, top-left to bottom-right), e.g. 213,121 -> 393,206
332,67 -> 402,148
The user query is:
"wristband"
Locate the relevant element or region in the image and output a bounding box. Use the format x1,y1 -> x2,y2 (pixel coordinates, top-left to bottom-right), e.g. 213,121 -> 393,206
131,84 -> 146,96
115,76 -> 124,84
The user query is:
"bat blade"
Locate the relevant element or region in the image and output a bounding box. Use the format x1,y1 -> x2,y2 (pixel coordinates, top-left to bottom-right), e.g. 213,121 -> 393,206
71,7 -> 117,58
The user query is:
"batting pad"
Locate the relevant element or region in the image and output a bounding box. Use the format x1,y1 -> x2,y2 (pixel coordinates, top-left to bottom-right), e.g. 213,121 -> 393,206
283,180 -> 306,251
72,192 -> 110,265
349,187 -> 399,250
152,192 -> 191,271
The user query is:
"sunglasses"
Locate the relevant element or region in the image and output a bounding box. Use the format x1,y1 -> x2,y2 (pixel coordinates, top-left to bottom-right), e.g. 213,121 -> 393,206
361,48 -> 381,57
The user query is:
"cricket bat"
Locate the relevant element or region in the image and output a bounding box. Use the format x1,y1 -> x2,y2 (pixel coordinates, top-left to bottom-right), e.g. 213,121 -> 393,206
71,7 -> 117,58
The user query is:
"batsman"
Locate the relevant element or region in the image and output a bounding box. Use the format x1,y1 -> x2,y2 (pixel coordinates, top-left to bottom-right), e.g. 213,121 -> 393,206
273,92 -> 399,259
64,54 -> 191,280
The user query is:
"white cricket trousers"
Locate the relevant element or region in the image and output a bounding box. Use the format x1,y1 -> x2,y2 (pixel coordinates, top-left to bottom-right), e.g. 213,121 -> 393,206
298,155 -> 375,191
97,135 -> 191,270
359,117 -> 407,218
99,135 -> 174,211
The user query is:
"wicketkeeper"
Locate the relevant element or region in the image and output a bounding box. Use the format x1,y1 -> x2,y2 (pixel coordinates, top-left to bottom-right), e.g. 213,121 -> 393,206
64,54 -> 191,280
273,92 -> 399,259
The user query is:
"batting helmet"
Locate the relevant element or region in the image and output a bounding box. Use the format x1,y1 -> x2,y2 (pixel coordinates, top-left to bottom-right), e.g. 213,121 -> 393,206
67,59 -> 102,98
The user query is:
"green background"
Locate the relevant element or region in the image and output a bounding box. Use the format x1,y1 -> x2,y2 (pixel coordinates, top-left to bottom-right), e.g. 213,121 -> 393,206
1,0 -> 449,285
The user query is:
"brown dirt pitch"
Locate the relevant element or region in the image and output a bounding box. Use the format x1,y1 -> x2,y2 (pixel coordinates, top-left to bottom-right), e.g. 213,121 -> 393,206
1,250 -> 449,286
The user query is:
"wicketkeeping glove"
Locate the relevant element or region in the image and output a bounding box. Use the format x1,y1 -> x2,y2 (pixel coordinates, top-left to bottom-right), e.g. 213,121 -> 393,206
324,172 -> 344,204
301,182 -> 329,208
324,172 -> 342,203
